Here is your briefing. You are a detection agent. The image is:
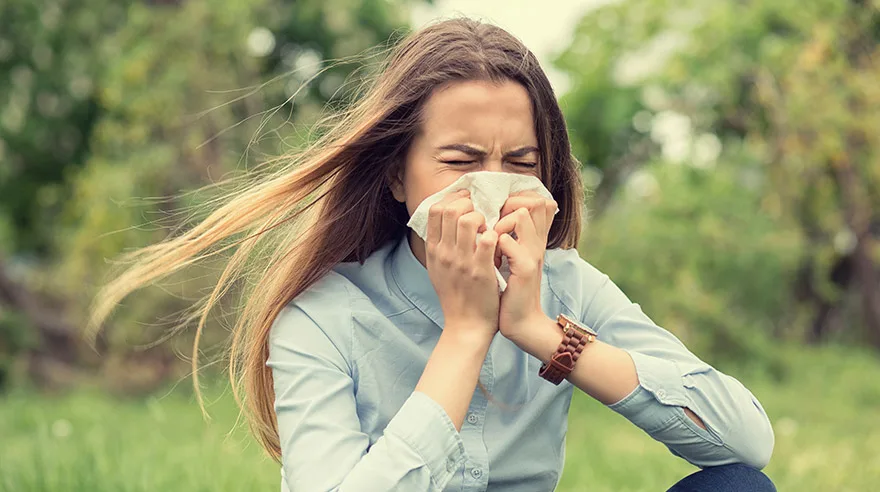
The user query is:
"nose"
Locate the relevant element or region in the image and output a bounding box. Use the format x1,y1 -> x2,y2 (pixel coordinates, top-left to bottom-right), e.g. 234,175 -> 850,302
483,158 -> 504,173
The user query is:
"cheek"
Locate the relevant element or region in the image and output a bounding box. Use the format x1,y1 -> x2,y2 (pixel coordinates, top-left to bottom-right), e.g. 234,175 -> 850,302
402,171 -> 461,216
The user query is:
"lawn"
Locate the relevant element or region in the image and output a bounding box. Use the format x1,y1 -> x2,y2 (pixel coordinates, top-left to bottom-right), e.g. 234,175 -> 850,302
2,343 -> 878,491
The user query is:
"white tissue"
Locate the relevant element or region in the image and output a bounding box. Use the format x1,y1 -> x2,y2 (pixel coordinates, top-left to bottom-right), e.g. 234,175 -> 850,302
406,171 -> 558,292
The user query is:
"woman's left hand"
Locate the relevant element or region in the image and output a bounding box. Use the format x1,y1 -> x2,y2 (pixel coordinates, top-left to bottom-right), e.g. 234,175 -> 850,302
493,191 -> 558,347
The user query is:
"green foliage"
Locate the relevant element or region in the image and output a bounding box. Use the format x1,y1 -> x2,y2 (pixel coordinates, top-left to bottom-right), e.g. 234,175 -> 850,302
0,0 -> 127,255
0,0 -> 419,257
1,0 -> 426,389
583,161 -> 801,370
557,0 -> 880,350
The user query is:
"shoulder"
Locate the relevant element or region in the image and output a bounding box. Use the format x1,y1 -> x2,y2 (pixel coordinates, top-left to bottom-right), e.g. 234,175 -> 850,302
333,239 -> 413,318
270,239 -> 404,358
543,247 -> 612,318
269,270 -> 368,361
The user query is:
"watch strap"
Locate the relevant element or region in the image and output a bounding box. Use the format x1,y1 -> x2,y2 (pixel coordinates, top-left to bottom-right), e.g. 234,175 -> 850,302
539,316 -> 596,385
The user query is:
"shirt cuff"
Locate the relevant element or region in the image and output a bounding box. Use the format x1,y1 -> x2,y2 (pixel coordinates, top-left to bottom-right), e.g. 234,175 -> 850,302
625,349 -> 691,406
605,350 -> 691,432
384,391 -> 467,487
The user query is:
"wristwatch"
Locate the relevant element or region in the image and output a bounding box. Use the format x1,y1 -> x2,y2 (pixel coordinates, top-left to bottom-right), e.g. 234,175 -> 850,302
538,313 -> 597,385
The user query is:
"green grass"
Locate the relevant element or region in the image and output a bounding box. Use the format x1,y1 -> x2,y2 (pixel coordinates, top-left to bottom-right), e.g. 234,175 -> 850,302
2,344 -> 879,491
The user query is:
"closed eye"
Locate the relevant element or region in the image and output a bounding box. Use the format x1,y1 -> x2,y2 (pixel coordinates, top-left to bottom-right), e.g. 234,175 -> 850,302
442,161 -> 538,168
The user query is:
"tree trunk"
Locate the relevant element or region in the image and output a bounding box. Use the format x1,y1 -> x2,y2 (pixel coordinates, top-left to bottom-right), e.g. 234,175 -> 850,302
831,152 -> 880,346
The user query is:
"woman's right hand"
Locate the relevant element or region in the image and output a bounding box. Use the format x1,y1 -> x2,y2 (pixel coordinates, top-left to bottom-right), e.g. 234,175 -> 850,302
425,189 -> 501,338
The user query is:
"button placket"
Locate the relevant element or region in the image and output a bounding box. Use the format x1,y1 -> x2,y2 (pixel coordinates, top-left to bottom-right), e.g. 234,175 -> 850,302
459,340 -> 494,488
446,457 -> 458,472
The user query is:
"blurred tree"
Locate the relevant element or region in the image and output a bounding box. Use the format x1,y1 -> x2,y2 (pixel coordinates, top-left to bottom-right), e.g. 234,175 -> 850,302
0,0 -> 132,389
0,0 -> 128,256
584,162 -> 800,374
556,0 -> 880,350
0,0 -> 427,390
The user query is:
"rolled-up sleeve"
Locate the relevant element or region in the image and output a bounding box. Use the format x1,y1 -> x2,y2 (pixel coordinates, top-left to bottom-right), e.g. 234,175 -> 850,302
569,258 -> 775,469
268,303 -> 467,491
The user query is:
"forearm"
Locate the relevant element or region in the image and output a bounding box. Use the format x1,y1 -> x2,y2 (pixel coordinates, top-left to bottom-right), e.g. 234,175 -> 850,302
517,315 -> 705,427
415,325 -> 493,431
509,252 -> 773,467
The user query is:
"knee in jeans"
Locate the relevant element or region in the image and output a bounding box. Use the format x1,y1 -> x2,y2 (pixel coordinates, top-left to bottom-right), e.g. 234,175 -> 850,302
721,463 -> 776,492
668,463 -> 777,492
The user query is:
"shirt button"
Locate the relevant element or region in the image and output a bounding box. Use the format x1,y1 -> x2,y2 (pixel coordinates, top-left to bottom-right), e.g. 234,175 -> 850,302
466,412 -> 479,424
470,467 -> 483,479
656,389 -> 667,400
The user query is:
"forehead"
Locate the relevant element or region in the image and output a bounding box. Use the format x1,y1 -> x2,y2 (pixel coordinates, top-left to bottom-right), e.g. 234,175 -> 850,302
418,79 -> 536,144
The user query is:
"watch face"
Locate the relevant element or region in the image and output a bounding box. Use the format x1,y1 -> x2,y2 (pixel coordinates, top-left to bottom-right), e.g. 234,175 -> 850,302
557,313 -> 597,336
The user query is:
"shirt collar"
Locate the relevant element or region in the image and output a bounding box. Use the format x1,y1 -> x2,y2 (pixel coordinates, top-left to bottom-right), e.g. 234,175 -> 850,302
389,232 -> 446,330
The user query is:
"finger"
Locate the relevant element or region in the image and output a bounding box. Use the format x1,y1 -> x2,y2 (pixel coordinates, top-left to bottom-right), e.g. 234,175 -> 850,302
426,190 -> 469,246
426,204 -> 442,246
440,195 -> 474,246
506,190 -> 542,200
497,232 -> 537,274
500,195 -> 546,237
543,199 -> 558,239
456,211 -> 486,257
475,229 -> 499,271
531,202 -> 547,239
494,207 -> 537,245
498,194 -> 539,219
531,198 -> 558,240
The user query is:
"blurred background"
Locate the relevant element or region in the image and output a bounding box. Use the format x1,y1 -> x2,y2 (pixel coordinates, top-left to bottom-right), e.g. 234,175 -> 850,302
1,0 -> 879,490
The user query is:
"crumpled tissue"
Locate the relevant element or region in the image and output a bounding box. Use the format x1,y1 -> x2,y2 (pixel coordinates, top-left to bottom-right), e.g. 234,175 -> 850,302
406,171 -> 558,292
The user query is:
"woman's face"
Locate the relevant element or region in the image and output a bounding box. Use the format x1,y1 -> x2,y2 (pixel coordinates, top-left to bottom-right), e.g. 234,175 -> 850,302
390,78 -> 541,216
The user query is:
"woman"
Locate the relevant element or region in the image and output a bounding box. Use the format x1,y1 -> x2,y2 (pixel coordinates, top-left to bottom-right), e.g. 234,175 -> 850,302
90,17 -> 775,491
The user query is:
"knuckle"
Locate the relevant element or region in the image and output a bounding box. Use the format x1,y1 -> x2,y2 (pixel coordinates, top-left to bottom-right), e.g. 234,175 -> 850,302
428,204 -> 444,218
434,249 -> 452,265
459,214 -> 481,230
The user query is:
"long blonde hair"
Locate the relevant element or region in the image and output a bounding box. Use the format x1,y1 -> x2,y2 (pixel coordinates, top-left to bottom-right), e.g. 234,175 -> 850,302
87,17 -> 584,461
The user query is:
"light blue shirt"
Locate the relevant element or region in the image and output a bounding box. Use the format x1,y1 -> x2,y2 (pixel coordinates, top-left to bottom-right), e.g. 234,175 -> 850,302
267,233 -> 774,491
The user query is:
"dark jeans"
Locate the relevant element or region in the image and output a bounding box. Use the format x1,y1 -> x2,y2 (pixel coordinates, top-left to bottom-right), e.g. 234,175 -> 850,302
666,464 -> 776,492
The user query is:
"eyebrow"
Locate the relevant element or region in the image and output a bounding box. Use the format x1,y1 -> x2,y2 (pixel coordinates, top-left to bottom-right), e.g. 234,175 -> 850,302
435,144 -> 540,159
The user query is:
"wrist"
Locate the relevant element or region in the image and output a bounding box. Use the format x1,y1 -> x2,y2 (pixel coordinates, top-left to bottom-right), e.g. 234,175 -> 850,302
440,320 -> 496,350
508,314 -> 564,363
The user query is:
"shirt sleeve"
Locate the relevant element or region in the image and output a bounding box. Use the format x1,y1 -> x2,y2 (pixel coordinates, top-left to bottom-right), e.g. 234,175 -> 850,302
565,252 -> 775,469
267,302 -> 467,491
